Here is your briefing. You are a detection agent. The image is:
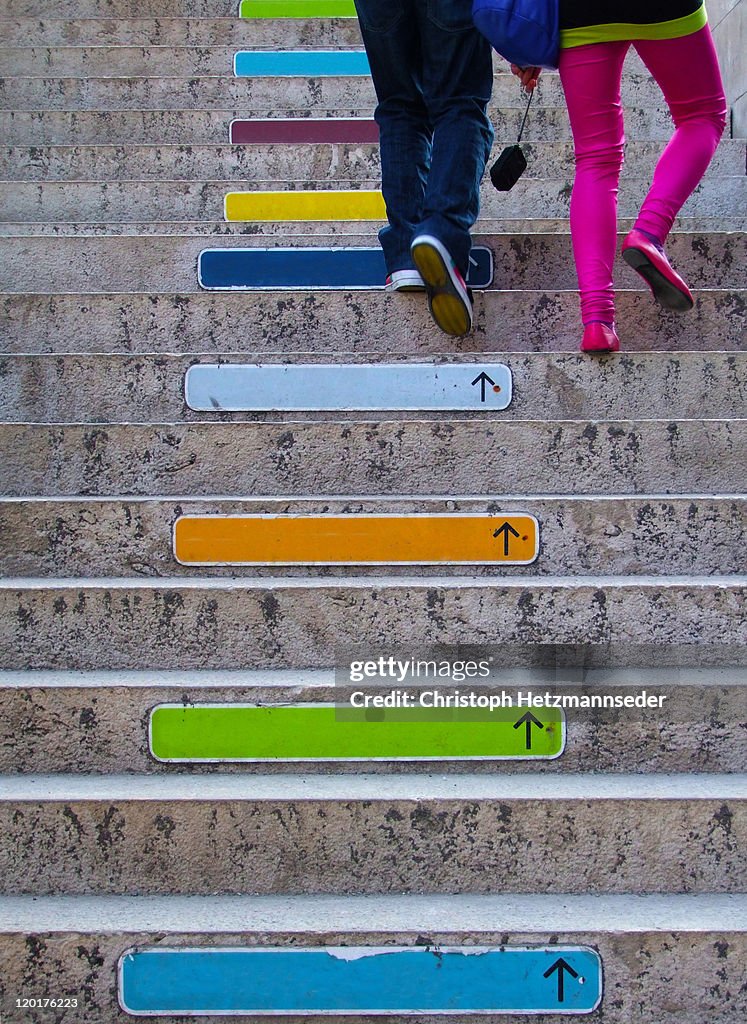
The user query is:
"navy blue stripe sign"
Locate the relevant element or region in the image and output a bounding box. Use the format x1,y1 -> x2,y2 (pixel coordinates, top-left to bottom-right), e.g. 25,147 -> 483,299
198,247 -> 494,290
119,946 -> 603,1015
234,50 -> 371,76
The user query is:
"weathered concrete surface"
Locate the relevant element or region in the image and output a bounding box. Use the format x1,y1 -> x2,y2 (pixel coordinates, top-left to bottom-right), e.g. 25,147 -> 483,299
0,577 -> 745,669
1,495 -> 745,578
1,420 -> 745,496
0,893 -> 745,1022
0,106 -> 680,145
0,25 -> 657,70
736,93 -> 747,139
2,353 -> 746,423
0,55 -> 659,116
712,0 -> 747,136
4,0 -> 244,14
2,139 -> 744,182
3,177 -> 743,223
0,668 -> 744,774
6,216 -> 741,236
0,921 -> 741,1024
0,10 -> 741,1019
0,45 -> 335,77
0,936 -> 742,1024
0,142 -> 384,184
2,289 -> 743,352
2,233 -> 742,292
0,73 -> 665,110
0,18 -> 365,47
0,773 -> 744,895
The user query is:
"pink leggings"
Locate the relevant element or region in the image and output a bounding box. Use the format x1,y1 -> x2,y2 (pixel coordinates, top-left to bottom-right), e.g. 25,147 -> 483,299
558,25 -> 727,325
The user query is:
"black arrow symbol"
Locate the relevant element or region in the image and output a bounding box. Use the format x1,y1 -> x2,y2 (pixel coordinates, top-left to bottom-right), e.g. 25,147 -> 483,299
471,371 -> 496,402
493,521 -> 520,556
543,957 -> 579,1004
513,711 -> 544,750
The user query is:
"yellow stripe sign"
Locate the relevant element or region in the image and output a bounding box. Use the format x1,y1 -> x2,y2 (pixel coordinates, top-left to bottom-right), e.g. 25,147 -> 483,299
224,190 -> 386,222
174,514 -> 540,566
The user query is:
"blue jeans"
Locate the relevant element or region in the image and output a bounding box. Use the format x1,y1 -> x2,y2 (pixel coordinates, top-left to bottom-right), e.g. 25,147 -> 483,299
354,0 -> 494,277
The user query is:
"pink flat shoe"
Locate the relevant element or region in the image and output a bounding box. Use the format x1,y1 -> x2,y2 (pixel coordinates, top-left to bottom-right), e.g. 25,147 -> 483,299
622,228 -> 694,312
580,321 -> 620,354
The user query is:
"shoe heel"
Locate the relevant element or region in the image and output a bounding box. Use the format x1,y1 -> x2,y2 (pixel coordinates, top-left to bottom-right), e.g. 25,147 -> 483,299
622,248 -> 647,271
622,234 -> 694,313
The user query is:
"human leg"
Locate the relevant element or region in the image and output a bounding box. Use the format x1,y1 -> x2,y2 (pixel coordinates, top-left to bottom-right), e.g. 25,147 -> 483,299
353,0 -> 432,275
632,26 -> 727,244
621,26 -> 727,311
414,0 -> 494,277
558,40 -> 629,334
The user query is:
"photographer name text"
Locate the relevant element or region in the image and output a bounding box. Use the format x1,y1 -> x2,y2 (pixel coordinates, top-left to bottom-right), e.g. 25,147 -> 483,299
349,689 -> 668,709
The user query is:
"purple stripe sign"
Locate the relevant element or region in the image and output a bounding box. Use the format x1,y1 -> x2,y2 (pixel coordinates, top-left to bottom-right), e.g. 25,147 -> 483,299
230,117 -> 379,144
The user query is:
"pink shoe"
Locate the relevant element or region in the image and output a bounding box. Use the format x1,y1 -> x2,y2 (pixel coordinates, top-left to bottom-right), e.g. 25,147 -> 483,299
622,228 -> 694,312
580,321 -> 620,354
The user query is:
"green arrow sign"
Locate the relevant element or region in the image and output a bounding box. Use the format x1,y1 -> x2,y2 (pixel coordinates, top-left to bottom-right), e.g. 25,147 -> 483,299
239,1 -> 357,17
150,703 -> 565,761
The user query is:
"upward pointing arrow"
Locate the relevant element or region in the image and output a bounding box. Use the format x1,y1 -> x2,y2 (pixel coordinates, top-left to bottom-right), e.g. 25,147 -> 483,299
513,711 -> 544,750
493,521 -> 520,557
471,371 -> 496,402
543,957 -> 579,1004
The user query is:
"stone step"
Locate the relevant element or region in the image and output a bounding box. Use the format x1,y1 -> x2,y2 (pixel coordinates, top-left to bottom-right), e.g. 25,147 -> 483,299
0,47 -> 645,83
4,0 -> 241,14
3,177 -> 744,224
2,352 -> 746,423
1,893 -> 745,1023
0,17 -> 365,48
0,772 -> 744,894
1,666 -> 744,774
3,288 -> 743,353
4,493 -> 747,578
1,233 -> 742,292
0,75 -> 529,111
2,139 -> 744,181
1,576 -> 745,668
0,24 -> 658,75
0,106 -> 682,144
2,420 -> 747,496
4,215 -> 743,236
0,45 -> 301,77
0,68 -> 661,110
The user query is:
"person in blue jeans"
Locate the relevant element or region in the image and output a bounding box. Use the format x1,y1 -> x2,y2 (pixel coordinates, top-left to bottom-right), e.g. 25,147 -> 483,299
353,0 -> 494,336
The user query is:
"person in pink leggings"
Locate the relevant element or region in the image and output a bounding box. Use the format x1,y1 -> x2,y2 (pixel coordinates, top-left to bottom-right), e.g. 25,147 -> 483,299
513,1 -> 727,353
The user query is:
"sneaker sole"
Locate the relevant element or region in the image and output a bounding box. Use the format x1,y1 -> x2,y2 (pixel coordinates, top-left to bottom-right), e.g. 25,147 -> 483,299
622,247 -> 694,313
411,241 -> 472,337
384,282 -> 427,294
412,244 -> 469,334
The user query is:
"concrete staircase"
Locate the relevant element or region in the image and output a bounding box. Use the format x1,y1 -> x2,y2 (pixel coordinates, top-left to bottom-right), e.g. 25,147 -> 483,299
0,0 -> 745,1020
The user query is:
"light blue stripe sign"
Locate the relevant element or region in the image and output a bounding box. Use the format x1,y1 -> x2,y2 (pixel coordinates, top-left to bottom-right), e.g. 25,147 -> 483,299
234,50 -> 370,76
185,362 -> 513,411
119,946 -> 603,1015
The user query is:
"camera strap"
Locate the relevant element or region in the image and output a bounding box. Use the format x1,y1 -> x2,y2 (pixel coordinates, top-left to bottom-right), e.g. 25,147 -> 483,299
517,88 -> 533,144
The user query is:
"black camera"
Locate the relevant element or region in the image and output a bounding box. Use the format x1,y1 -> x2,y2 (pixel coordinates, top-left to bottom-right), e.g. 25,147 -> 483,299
489,144 -> 527,191
489,88 -> 533,191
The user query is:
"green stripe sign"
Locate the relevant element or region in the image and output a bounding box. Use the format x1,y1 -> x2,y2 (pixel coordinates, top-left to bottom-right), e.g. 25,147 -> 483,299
239,1 -> 357,17
150,704 -> 565,762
